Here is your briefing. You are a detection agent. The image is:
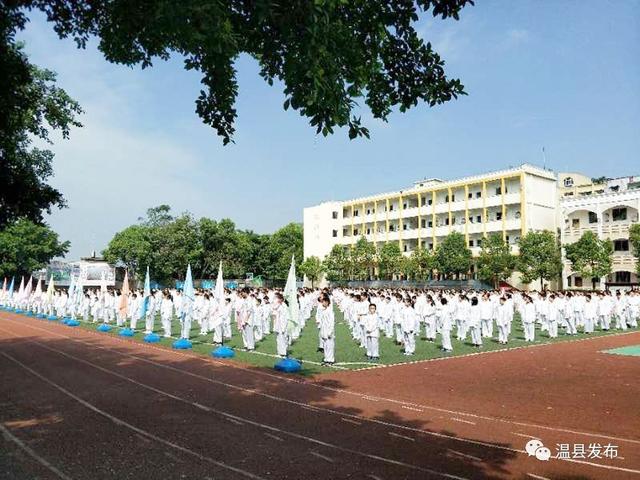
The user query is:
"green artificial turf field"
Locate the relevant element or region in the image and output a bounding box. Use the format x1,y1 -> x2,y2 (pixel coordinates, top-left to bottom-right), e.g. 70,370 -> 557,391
52,306 -> 636,375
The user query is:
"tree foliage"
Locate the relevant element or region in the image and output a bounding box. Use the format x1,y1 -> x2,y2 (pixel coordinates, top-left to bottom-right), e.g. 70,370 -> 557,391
517,230 -> 562,290
435,232 -> 472,279
102,206 -> 302,283
0,219 -> 70,278
378,242 -> 404,280
351,236 -> 377,280
5,0 -> 473,144
299,256 -> 326,287
630,223 -> 640,276
407,245 -> 435,281
477,233 -> 516,288
324,244 -> 351,282
1,7 -> 82,228
564,231 -> 613,289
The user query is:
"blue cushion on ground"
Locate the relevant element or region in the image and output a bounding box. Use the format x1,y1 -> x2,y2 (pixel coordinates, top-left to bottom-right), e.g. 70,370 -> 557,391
36,313 -> 46,319
97,324 -> 112,332
66,319 -> 80,327
14,309 -> 23,314
119,328 -> 135,337
211,346 -> 235,358
172,338 -> 192,349
144,333 -> 161,343
47,315 -> 57,321
274,358 -> 302,373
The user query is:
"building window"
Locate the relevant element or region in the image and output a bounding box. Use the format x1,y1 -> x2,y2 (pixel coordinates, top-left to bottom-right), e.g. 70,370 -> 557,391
343,229 -> 348,236
353,228 -> 359,235
567,276 -> 572,287
468,240 -> 473,248
366,228 -> 371,235
496,212 -> 502,221
403,224 -> 408,231
476,215 -> 482,223
428,243 -> 433,250
476,191 -> 482,198
421,219 -> 426,228
495,187 -> 502,195
476,239 -> 482,247
403,202 -> 407,209
515,211 -> 521,219
332,211 -> 338,219
574,276 -> 583,287
588,212 -> 598,224
468,192 -> 473,199
614,239 -> 629,251
366,209 -> 371,215
332,230 -> 338,238
389,205 -> 394,211
427,199 -> 433,206
403,244 -> 408,252
564,177 -> 574,187
354,210 -> 359,217
428,221 -> 433,228
615,271 -> 631,283
445,217 -> 450,226
421,196 -> 427,205
468,216 -> 474,224
505,235 -> 510,243
612,208 -> 627,221
444,195 -> 449,203
572,218 -> 580,228
451,194 -> 456,202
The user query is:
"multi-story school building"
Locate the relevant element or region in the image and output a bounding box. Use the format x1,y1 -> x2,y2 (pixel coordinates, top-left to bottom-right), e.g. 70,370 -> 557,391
558,173 -> 640,290
304,164 -> 640,290
303,164 -> 558,288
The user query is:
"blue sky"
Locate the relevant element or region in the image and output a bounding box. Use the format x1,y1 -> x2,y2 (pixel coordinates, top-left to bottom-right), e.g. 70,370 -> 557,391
18,1 -> 640,260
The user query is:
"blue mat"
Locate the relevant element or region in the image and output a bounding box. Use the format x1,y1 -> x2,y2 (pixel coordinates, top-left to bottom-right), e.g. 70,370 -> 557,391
47,315 -> 58,321
143,333 -> 161,343
274,358 -> 302,373
66,319 -> 80,327
172,338 -> 192,349
211,346 -> 235,358
97,324 -> 113,332
119,328 -> 135,337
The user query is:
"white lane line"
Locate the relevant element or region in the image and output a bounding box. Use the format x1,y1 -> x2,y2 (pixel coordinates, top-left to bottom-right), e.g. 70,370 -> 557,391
0,423 -> 72,480
0,350 -> 266,480
368,475 -> 383,480
526,474 -> 551,480
341,418 -> 362,426
264,433 -> 283,442
388,432 -> 415,442
448,449 -> 482,462
1,335 -> 469,480
361,396 -> 379,402
9,316 -> 640,447
193,402 -> 211,412
401,405 -> 424,413
6,321 -> 640,477
226,418 -> 244,426
451,418 -> 476,425
309,451 -> 334,463
512,432 -> 541,440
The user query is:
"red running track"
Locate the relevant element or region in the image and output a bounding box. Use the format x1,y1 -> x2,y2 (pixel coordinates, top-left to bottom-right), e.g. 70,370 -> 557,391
0,311 -> 639,480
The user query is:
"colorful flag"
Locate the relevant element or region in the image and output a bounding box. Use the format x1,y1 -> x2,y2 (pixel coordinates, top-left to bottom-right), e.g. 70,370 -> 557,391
8,277 -> 15,299
283,255 -> 299,336
119,271 -> 130,318
17,277 -> 24,301
24,276 -> 33,299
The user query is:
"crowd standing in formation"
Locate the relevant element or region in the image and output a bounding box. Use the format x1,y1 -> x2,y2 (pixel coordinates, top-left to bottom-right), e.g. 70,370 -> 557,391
2,277 -> 639,366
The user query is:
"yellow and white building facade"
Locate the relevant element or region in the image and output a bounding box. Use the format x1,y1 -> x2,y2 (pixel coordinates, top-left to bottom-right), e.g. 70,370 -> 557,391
303,164 -> 558,288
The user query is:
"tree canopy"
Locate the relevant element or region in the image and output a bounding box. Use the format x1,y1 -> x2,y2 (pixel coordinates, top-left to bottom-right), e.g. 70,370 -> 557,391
102,205 -> 302,283
630,223 -> 640,276
0,219 -> 70,278
477,233 -> 516,288
517,230 -> 562,290
564,231 -> 613,289
434,232 -> 472,279
5,0 -> 473,145
1,8 -> 82,228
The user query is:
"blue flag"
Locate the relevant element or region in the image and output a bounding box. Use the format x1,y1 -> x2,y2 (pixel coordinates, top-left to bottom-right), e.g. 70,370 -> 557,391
140,266 -> 151,317
7,277 -> 14,299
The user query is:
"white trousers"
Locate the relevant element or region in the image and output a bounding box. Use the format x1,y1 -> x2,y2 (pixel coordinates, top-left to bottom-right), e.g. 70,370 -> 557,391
366,336 -> 379,358
322,337 -> 335,363
523,322 -> 535,341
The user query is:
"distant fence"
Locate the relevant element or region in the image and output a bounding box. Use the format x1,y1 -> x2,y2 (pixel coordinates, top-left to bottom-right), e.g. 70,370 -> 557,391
327,279 -> 493,290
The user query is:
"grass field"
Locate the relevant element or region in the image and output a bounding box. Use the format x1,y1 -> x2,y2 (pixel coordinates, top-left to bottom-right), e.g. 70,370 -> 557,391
32,306 -> 635,375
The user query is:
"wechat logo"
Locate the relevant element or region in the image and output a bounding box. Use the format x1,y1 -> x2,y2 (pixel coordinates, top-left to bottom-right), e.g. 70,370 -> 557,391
525,439 -> 552,461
